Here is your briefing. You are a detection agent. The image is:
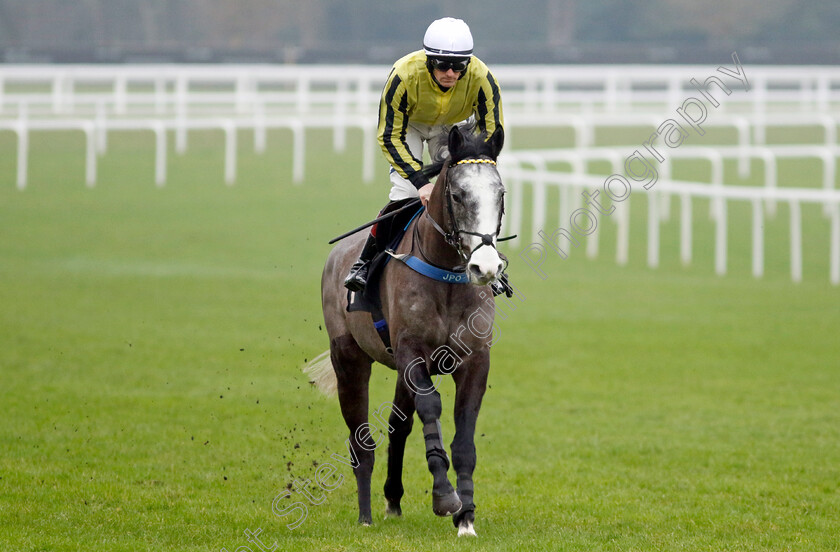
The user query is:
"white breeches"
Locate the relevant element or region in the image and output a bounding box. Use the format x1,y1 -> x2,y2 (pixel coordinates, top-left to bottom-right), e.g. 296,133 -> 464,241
387,117 -> 474,201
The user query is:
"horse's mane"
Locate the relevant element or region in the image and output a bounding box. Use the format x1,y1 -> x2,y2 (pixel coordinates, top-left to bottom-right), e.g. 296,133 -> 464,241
420,124 -> 496,181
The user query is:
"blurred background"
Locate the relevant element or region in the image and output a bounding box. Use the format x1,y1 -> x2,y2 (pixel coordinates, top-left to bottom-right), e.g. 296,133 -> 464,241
1,0 -> 839,64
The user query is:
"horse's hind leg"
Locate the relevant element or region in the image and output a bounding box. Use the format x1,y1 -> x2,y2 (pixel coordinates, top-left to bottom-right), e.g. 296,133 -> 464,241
397,341 -> 462,517
382,378 -> 415,517
331,334 -> 375,525
450,351 -> 489,537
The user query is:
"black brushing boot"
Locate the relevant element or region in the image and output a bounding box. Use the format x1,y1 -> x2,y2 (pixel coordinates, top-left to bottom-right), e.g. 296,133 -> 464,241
491,272 -> 514,298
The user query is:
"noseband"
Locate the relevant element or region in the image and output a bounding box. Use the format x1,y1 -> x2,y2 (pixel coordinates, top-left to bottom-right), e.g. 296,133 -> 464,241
423,158 -> 515,266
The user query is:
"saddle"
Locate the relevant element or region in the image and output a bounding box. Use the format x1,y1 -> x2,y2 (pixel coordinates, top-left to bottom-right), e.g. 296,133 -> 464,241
346,199 -> 425,354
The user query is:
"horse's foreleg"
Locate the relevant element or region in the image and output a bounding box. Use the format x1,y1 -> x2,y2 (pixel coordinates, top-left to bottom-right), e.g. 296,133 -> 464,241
397,342 -> 462,517
382,378 -> 415,517
450,351 -> 489,536
331,334 -> 375,525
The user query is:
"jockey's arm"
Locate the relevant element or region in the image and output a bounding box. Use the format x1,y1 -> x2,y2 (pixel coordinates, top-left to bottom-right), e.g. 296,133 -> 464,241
377,71 -> 429,190
474,68 -> 504,138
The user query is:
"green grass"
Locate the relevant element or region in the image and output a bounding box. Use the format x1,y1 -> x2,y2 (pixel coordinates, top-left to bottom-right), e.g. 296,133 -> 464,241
1,126 -> 839,551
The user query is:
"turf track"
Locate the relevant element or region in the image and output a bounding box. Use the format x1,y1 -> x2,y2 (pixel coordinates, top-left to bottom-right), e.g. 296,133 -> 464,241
1,127 -> 838,551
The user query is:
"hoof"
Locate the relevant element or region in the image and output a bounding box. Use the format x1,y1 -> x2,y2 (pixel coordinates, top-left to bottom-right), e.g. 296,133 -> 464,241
457,520 -> 477,537
384,501 -> 402,518
432,490 -> 462,517
358,514 -> 372,526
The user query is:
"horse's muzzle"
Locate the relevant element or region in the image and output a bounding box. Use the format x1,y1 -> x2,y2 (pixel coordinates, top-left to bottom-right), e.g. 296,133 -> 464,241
466,247 -> 504,285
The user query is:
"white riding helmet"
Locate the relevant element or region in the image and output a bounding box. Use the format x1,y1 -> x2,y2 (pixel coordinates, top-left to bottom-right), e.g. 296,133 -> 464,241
423,18 -> 474,57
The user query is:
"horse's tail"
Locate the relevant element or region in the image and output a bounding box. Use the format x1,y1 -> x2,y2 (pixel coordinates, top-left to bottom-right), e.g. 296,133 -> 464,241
302,350 -> 337,398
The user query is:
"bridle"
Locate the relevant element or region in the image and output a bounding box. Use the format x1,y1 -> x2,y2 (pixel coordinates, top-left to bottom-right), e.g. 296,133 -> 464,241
419,157 -> 515,268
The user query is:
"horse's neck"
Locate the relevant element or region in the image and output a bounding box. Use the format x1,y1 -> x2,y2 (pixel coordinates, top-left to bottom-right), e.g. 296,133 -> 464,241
416,194 -> 462,268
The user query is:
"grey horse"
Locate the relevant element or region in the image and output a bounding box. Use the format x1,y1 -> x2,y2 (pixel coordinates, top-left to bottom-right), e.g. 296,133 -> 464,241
306,126 -> 506,537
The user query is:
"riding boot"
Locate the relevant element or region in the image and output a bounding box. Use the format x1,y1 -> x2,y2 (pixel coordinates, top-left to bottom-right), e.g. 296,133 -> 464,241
344,233 -> 378,292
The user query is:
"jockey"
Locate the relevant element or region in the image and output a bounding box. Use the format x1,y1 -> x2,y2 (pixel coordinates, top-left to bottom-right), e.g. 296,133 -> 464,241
344,17 -> 510,296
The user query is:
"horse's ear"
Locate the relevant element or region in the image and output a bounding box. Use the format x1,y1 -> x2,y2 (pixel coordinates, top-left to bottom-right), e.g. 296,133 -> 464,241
488,126 -> 504,160
448,126 -> 466,158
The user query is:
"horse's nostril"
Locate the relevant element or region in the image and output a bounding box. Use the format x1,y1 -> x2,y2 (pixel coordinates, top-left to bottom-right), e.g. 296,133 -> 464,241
497,263 -> 504,274
469,264 -> 483,276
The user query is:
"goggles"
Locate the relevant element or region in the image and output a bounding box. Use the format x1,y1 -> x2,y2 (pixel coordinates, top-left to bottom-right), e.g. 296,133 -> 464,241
428,56 -> 470,73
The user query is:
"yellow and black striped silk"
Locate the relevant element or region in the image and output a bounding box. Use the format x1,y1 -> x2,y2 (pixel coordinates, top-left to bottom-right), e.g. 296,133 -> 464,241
377,50 -> 504,187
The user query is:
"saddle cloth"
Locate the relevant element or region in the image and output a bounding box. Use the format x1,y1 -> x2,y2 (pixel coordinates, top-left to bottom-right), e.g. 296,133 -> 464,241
346,200 -> 425,354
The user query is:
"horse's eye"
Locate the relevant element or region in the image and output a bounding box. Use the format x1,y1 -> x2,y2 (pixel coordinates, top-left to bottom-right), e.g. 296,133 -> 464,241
452,194 -> 463,204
